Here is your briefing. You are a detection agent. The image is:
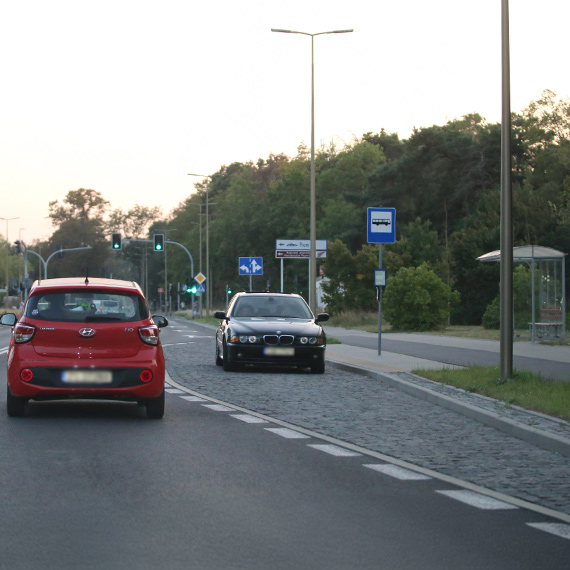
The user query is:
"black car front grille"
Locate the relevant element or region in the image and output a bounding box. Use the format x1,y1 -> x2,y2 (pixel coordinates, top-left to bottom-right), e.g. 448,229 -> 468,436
263,334 -> 295,345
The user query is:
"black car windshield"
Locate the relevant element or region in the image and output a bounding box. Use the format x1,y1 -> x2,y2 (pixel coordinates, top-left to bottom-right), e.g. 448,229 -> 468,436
232,296 -> 313,319
25,290 -> 149,323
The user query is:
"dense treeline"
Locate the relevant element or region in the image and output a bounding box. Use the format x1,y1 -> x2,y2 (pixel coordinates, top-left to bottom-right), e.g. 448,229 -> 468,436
12,90 -> 570,325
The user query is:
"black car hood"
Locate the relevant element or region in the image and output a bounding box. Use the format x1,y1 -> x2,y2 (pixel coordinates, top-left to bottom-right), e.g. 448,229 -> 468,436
227,318 -> 323,336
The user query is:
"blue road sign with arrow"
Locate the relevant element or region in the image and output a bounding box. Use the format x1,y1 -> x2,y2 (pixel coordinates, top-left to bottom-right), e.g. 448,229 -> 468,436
239,257 -> 263,275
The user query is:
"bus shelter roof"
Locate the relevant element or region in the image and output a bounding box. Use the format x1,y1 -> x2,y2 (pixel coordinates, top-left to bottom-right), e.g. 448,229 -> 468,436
477,245 -> 567,263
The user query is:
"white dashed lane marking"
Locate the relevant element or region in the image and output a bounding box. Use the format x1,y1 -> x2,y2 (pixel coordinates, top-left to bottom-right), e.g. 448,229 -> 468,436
437,490 -> 518,510
169,380 -> 570,536
308,444 -> 362,457
527,522 -> 570,541
265,427 -> 311,439
364,464 -> 431,481
202,404 -> 235,412
231,414 -> 269,424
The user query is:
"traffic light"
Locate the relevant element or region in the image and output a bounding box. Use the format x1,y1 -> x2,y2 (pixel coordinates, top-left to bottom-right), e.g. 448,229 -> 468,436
153,234 -> 164,251
14,240 -> 22,254
111,232 -> 122,250
186,281 -> 197,294
226,285 -> 232,295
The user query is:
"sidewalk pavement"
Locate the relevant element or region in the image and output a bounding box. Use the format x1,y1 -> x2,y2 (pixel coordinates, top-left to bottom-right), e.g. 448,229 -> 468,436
324,336 -> 570,459
325,327 -> 570,368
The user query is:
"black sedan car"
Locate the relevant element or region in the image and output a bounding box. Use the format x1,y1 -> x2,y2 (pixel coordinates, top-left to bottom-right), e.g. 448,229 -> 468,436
214,292 -> 329,373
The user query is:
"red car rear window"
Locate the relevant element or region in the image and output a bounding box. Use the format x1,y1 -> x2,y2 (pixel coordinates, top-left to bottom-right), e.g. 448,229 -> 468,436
25,290 -> 149,323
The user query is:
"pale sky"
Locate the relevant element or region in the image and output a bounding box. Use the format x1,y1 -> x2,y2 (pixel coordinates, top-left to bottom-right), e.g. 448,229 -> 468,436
2,0 -> 569,243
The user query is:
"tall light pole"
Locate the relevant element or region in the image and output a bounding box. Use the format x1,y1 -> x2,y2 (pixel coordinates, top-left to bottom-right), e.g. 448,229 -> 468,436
500,0 -> 513,379
188,208 -> 204,317
1,216 -> 20,294
188,173 -> 213,316
272,28 -> 353,314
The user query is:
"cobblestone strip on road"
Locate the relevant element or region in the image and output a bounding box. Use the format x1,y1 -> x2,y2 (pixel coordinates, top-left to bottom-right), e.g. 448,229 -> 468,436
164,333 -> 570,517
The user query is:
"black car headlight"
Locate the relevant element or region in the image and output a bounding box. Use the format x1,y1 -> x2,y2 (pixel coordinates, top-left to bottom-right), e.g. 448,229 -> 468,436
231,334 -> 261,343
298,336 -> 324,345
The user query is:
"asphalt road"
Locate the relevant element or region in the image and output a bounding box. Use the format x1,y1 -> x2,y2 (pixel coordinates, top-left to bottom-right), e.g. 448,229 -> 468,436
0,320 -> 568,569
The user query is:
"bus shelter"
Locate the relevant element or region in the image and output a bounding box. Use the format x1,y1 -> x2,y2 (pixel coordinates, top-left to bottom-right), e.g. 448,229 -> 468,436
477,245 -> 567,342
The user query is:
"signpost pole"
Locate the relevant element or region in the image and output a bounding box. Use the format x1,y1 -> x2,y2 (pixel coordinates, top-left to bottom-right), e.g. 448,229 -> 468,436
378,244 -> 383,356
367,208 -> 396,357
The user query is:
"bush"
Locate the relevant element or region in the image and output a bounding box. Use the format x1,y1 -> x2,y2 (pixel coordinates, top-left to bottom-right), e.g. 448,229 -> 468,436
481,266 -> 533,329
383,264 -> 460,331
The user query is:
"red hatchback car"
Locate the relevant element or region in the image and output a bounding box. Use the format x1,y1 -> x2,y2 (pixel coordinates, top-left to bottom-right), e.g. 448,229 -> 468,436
0,277 -> 168,418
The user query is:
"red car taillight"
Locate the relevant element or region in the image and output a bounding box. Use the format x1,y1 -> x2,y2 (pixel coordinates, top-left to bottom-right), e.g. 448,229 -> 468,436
138,325 -> 159,346
140,370 -> 153,383
13,323 -> 36,344
21,369 -> 34,382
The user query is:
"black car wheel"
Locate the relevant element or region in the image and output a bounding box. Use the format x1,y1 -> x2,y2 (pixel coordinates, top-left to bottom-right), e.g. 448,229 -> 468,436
222,341 -> 238,372
146,389 -> 165,419
7,384 -> 27,417
215,341 -> 223,366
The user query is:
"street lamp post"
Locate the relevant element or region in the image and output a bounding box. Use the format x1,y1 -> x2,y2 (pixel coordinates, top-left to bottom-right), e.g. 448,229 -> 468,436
500,0 -> 513,379
272,28 -> 353,314
1,216 -> 20,295
188,173 -> 214,317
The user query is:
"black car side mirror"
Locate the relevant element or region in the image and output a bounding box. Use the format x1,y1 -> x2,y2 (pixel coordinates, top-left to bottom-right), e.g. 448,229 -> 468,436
0,313 -> 17,327
214,311 -> 227,321
316,313 -> 329,323
152,315 -> 169,328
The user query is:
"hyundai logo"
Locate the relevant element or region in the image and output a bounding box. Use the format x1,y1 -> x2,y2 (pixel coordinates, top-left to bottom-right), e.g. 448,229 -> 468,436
79,328 -> 96,338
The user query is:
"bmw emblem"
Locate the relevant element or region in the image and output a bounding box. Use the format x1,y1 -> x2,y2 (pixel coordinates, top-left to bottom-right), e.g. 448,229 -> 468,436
79,328 -> 96,338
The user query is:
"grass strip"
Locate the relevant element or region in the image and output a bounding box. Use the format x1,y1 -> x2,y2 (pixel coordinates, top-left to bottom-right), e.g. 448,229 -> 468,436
414,366 -> 570,422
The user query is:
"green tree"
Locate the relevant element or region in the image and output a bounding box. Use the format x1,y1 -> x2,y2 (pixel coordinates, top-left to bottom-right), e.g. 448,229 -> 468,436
482,266 -> 533,329
367,115 -> 507,239
322,240 -> 379,315
47,188 -> 110,278
321,239 -> 356,315
108,205 -> 163,239
383,264 -> 460,331
49,188 -> 109,225
385,217 -> 446,277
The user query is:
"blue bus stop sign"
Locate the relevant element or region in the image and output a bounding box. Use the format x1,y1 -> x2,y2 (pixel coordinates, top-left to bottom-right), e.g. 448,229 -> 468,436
367,208 -> 396,244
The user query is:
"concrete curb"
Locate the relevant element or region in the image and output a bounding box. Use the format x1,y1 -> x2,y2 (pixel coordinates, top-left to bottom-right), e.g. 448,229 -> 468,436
328,359 -> 570,459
